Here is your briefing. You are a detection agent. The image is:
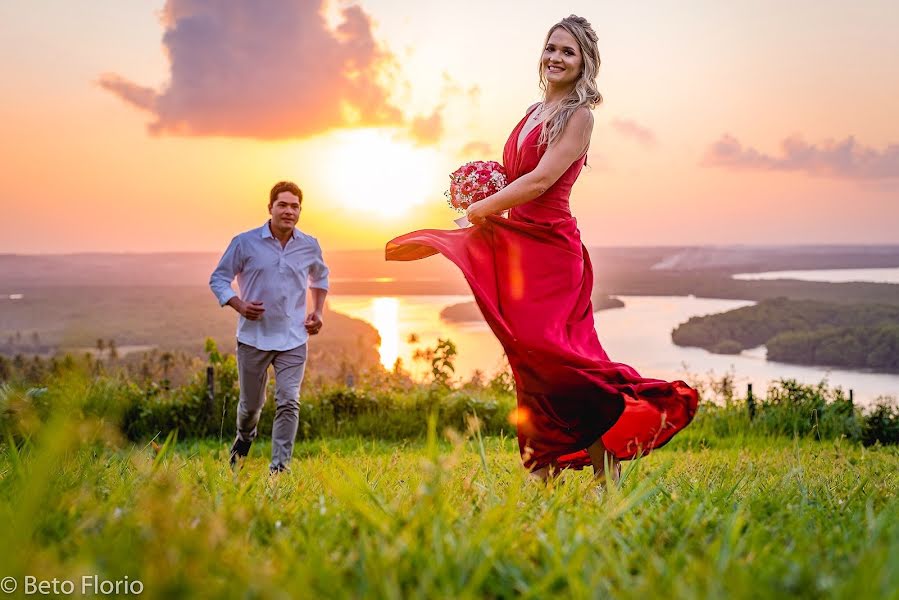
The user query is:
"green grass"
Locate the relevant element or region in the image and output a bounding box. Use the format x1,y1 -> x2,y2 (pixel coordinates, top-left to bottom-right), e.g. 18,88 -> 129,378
1,416 -> 897,599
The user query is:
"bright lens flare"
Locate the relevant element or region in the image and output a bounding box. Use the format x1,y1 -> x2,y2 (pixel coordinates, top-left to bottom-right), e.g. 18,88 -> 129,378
320,129 -> 440,218
508,407 -> 530,425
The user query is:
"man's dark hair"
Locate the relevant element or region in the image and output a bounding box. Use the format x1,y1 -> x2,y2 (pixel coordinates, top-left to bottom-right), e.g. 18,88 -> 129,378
269,181 -> 303,207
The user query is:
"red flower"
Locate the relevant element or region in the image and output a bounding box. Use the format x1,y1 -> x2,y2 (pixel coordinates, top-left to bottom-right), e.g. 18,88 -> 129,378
445,161 -> 507,213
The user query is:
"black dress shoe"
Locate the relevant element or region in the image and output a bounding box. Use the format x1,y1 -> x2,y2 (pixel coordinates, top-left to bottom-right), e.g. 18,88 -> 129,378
269,463 -> 291,475
229,438 -> 252,467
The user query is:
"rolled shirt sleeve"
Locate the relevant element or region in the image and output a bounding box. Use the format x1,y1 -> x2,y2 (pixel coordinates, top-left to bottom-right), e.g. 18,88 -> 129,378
308,239 -> 330,290
210,236 -> 242,306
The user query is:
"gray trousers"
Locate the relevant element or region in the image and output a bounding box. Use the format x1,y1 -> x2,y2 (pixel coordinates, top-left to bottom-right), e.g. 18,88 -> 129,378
235,342 -> 307,469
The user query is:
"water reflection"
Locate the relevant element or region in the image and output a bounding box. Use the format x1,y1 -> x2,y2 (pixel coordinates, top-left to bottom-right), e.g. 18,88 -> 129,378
733,267 -> 899,284
329,295 -> 505,381
371,297 -> 399,368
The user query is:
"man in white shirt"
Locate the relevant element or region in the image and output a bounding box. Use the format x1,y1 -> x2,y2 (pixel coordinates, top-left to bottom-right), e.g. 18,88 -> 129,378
210,181 -> 329,473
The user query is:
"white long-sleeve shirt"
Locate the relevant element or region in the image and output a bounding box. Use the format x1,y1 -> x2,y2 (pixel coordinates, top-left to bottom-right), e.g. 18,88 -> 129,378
210,221 -> 329,351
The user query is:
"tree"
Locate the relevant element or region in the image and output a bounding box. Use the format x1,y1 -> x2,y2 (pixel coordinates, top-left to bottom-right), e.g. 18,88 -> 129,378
140,360 -> 153,383
160,351 -> 175,390
414,338 -> 457,387
392,357 -> 407,376
26,356 -> 46,382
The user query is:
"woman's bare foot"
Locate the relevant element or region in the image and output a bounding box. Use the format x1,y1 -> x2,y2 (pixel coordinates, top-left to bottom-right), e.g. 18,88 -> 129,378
528,465 -> 558,483
586,438 -> 620,485
529,466 -> 549,482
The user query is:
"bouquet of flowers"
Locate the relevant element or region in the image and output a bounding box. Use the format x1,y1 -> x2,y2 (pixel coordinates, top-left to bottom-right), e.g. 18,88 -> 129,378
444,160 -> 507,227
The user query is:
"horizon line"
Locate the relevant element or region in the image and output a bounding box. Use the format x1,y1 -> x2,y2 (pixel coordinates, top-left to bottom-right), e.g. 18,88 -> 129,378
4,243 -> 899,257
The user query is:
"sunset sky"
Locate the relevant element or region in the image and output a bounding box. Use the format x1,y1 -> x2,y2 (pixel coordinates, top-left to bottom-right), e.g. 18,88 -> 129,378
1,0 -> 897,254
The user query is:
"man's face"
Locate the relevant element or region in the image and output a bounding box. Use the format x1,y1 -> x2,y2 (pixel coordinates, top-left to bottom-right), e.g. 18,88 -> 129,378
269,191 -> 301,229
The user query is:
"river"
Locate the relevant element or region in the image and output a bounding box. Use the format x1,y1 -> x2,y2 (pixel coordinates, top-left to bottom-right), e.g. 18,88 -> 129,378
328,293 -> 899,405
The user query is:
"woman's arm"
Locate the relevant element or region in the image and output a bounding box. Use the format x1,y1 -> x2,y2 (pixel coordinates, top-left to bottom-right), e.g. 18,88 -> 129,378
467,108 -> 594,224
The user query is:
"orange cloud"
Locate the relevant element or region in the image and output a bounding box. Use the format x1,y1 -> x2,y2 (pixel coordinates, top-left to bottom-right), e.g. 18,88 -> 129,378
401,73 -> 480,147
409,109 -> 443,145
459,141 -> 493,157
703,134 -> 899,180
611,118 -> 656,147
99,0 -> 402,139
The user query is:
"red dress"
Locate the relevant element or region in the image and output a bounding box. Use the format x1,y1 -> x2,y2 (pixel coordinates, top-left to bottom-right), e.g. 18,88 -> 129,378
386,105 -> 698,470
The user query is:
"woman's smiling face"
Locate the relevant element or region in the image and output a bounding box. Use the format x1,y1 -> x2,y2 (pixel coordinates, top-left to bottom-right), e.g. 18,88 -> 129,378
542,28 -> 583,87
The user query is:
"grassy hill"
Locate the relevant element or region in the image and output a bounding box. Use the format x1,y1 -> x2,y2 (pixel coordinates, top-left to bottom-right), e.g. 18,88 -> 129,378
1,432 -> 896,599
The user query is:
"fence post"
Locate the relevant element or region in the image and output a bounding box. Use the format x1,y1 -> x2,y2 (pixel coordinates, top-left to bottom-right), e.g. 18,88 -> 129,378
206,366 -> 215,415
747,383 -> 755,421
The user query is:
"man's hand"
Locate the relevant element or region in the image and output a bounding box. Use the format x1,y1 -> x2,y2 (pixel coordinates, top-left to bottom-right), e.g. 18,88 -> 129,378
228,297 -> 265,320
305,311 -> 323,335
242,301 -> 265,320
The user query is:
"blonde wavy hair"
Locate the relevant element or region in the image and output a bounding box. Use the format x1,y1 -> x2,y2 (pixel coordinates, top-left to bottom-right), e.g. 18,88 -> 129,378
537,15 -> 603,148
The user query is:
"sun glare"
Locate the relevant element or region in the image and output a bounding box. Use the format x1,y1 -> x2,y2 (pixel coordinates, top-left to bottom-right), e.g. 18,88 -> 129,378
318,129 -> 441,218
371,297 -> 399,369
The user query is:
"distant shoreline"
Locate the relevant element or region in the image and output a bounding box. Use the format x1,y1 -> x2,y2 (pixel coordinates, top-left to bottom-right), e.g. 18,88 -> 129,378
3,247 -> 899,304
440,294 -> 626,323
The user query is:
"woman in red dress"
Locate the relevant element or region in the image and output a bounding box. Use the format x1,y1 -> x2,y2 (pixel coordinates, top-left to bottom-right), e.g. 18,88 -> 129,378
386,15 -> 698,481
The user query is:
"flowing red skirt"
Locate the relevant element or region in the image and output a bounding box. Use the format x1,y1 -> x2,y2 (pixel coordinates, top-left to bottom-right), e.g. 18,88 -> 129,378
387,213 -> 698,470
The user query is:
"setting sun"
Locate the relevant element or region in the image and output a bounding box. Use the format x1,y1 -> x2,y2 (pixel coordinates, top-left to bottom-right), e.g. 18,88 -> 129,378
317,129 -> 443,218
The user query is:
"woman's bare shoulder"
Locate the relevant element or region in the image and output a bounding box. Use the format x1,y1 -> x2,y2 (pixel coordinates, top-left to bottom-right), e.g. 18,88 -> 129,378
571,105 -> 594,126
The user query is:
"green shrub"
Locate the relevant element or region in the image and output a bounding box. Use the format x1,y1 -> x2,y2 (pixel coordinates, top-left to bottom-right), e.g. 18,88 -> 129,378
3,341 -> 897,449
684,375 -> 896,447
862,398 -> 899,446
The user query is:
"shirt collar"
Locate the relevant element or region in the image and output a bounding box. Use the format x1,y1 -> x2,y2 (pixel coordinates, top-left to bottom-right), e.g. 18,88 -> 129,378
261,221 -> 299,240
